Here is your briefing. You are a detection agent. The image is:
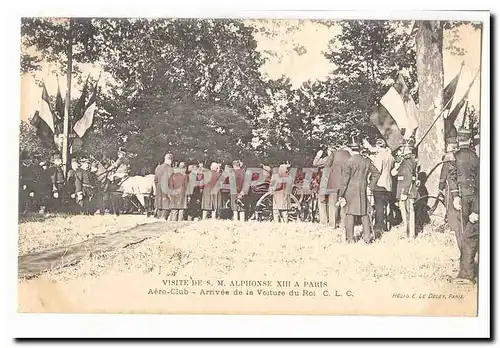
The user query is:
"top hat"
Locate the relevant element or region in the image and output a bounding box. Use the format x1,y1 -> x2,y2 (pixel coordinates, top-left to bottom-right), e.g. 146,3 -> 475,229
375,138 -> 386,147
347,135 -> 361,151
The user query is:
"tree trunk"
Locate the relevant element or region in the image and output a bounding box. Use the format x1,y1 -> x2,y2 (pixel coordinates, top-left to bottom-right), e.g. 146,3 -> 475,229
415,21 -> 444,199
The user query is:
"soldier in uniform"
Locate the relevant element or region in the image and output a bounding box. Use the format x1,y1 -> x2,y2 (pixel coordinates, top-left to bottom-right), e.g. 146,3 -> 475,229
65,158 -> 80,213
200,162 -> 222,220
19,151 -> 36,214
391,137 -> 418,238
48,154 -> 65,213
438,135 -> 461,236
36,160 -> 52,214
338,137 -> 380,243
109,147 -> 130,183
154,153 -> 174,219
313,145 -> 351,227
448,126 -> 480,284
75,157 -> 96,215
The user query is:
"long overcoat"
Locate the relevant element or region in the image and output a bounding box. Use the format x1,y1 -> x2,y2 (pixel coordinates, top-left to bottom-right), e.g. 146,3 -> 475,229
339,153 -> 380,216
154,163 -> 173,210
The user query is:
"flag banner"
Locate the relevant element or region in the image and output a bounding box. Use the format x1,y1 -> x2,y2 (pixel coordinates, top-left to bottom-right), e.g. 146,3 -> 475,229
29,110 -> 55,148
39,84 -> 55,133
369,105 -> 403,151
72,75 -> 90,125
55,79 -> 65,134
444,71 -> 478,137
377,75 -> 419,144
73,81 -> 97,138
443,66 -> 462,112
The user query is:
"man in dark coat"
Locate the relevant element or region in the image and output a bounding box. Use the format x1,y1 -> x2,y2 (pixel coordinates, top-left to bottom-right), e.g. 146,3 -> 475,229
339,138 -> 380,243
449,127 -> 480,285
19,151 -> 36,214
391,137 -> 418,238
75,157 -> 96,215
231,160 -> 246,221
154,153 -> 174,219
313,145 -> 351,227
36,160 -> 52,213
48,154 -> 65,213
66,158 -> 80,213
438,139 -> 461,236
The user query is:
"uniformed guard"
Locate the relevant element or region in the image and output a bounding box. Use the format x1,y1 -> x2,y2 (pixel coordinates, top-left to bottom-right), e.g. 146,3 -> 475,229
19,151 -> 36,214
109,147 -> 130,183
338,137 -> 380,243
438,135 -> 461,236
48,154 -> 65,213
448,124 -> 480,284
75,157 -> 96,215
391,136 -> 418,238
36,160 -> 51,214
65,158 -> 80,213
454,181 -> 479,285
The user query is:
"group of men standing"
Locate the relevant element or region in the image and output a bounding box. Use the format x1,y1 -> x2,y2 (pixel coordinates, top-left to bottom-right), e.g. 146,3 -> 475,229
19,152 -> 95,215
312,135 -> 419,244
19,148 -> 132,216
153,154 -> 250,222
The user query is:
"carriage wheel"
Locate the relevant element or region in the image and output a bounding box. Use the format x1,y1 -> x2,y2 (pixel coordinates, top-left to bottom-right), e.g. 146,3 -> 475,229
255,192 -> 301,222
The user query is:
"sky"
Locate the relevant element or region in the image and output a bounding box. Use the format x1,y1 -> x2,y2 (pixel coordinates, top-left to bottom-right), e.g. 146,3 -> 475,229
20,20 -> 483,122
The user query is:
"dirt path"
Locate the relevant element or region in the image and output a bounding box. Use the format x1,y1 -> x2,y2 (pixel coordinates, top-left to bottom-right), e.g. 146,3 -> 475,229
18,221 -> 191,278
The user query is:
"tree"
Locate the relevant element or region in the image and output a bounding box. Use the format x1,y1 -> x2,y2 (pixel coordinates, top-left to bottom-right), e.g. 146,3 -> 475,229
125,100 -> 255,171
415,21 -> 445,197
322,20 -> 417,143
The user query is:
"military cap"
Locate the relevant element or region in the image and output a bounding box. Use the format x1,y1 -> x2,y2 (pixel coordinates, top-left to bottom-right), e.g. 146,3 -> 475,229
457,126 -> 472,141
117,147 -> 126,156
71,158 -> 79,163
80,157 -> 90,164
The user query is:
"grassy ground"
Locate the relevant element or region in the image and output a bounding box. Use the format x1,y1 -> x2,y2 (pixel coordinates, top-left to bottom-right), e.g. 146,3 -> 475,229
18,213 -> 157,256
18,216 -> 477,315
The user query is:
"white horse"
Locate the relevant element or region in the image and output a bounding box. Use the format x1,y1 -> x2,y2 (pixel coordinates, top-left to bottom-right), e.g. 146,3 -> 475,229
119,174 -> 155,213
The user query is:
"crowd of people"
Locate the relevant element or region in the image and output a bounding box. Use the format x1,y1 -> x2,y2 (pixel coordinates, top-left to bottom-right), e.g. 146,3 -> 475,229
19,126 -> 480,284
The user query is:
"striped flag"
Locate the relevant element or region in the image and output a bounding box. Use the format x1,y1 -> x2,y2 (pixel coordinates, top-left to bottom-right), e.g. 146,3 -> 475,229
72,75 -> 89,125
73,78 -> 99,138
443,63 -> 463,112
54,78 -> 64,134
29,84 -> 55,145
371,73 -> 419,150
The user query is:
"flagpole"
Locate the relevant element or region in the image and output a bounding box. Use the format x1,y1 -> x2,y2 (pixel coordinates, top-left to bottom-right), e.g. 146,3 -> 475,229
415,69 -> 480,148
62,18 -> 73,175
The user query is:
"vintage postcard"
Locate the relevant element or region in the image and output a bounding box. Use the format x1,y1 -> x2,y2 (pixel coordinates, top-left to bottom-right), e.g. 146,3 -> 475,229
17,11 -> 490,323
